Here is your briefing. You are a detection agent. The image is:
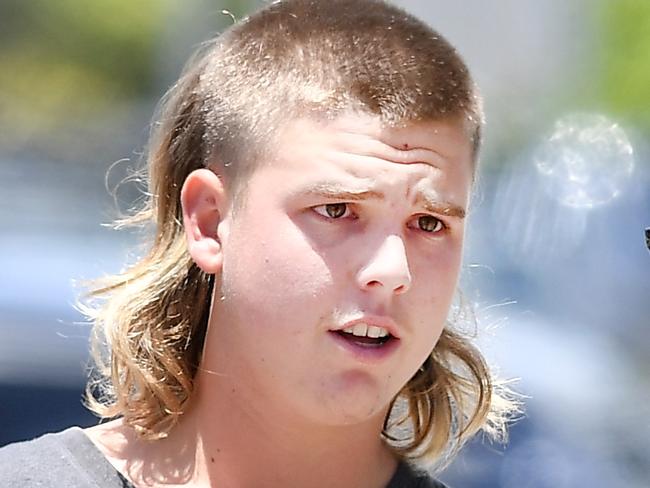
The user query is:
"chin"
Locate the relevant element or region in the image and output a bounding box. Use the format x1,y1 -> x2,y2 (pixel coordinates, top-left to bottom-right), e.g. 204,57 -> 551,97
327,404 -> 390,427
300,380 -> 396,428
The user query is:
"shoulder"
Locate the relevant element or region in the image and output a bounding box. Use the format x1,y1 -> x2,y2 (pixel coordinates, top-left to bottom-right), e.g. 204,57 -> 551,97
387,461 -> 450,488
0,427 -> 130,487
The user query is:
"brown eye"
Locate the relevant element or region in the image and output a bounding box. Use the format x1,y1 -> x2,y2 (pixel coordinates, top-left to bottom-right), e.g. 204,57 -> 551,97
324,203 -> 347,218
418,215 -> 443,233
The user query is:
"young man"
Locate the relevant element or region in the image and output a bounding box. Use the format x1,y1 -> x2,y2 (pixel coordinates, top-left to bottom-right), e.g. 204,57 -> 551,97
1,0 -> 515,486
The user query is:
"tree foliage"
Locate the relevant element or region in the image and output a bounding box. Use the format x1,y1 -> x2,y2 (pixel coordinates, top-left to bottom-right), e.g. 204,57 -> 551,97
595,0 -> 650,128
0,0 -> 253,138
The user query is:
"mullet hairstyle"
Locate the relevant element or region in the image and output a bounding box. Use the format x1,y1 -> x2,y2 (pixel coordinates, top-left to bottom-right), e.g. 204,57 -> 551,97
83,0 -> 518,466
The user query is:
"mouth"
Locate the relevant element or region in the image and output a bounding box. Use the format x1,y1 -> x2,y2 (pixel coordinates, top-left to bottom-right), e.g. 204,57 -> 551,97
328,320 -> 400,362
334,323 -> 394,348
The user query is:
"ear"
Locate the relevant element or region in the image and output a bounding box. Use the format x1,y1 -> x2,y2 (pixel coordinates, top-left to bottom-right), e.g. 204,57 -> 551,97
180,168 -> 229,274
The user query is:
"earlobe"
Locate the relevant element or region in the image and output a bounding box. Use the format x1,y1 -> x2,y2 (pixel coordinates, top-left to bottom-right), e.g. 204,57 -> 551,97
180,169 -> 228,274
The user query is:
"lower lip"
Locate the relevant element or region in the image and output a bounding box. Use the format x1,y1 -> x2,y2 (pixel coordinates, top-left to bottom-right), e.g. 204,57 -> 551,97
327,331 -> 400,364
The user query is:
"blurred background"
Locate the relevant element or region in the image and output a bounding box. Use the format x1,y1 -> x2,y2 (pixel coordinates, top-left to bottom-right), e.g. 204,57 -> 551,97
1,0 -> 648,486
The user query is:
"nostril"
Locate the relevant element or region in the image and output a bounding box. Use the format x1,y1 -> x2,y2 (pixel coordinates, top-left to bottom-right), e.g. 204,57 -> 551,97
362,280 -> 409,294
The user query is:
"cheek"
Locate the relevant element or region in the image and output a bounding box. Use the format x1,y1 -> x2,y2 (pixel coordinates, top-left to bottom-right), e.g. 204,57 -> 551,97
221,212 -> 333,319
418,237 -> 463,287
410,244 -> 464,326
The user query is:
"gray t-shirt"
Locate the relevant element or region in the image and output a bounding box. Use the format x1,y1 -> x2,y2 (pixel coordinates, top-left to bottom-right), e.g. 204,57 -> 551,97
0,428 -> 447,487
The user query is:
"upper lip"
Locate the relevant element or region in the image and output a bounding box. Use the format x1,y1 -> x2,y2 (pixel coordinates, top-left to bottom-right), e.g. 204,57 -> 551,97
333,315 -> 402,340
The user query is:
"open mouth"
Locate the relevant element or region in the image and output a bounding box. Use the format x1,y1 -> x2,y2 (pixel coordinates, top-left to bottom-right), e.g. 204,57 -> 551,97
333,323 -> 395,348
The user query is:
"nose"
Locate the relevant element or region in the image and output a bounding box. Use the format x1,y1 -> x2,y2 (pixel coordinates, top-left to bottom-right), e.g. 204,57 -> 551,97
356,234 -> 412,296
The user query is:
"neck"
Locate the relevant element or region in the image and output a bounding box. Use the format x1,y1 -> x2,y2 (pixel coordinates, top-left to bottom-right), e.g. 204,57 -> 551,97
169,366 -> 398,488
101,364 -> 399,488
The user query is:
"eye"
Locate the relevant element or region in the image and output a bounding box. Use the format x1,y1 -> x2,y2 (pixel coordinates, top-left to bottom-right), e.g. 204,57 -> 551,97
313,203 -> 351,219
417,215 -> 445,233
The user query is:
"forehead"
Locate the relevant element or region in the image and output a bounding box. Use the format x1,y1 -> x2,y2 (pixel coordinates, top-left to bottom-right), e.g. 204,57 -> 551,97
234,112 -> 474,217
265,112 -> 474,185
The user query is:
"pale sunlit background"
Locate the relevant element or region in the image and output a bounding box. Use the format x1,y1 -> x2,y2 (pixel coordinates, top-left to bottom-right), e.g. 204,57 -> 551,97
1,1 -> 649,487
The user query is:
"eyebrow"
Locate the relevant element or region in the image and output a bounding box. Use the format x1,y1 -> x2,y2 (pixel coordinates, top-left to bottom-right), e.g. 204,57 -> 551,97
415,192 -> 466,219
298,182 -> 384,201
297,181 -> 466,219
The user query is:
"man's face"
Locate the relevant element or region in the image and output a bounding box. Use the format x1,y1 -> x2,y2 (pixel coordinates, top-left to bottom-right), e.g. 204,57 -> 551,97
209,113 -> 474,426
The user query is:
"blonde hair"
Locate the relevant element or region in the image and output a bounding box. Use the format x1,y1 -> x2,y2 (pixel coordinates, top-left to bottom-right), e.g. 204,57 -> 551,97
83,0 -> 518,465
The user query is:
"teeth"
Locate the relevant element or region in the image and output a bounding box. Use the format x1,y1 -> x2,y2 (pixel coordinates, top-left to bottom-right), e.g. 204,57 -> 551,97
352,323 -> 368,337
367,326 -> 381,338
341,323 -> 390,339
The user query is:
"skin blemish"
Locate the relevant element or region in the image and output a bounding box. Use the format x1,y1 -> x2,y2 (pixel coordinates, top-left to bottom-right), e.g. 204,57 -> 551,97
211,457 -> 215,463
403,143 -> 409,150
